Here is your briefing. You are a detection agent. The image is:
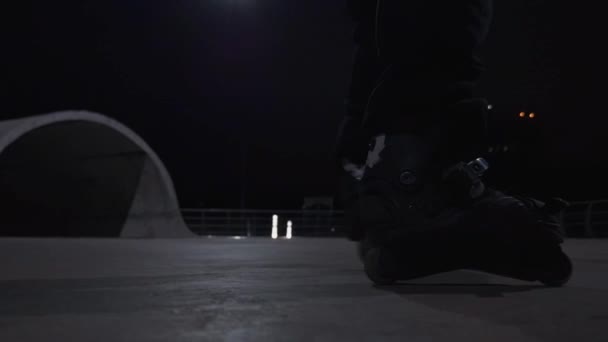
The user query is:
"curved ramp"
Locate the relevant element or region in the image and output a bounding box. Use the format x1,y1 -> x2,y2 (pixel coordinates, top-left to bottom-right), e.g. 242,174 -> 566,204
0,111 -> 193,237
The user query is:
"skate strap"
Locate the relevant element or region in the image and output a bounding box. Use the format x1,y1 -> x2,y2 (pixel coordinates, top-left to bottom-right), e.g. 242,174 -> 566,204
441,158 -> 489,200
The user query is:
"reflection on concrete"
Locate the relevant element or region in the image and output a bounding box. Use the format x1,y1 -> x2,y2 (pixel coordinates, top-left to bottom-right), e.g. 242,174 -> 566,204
0,238 -> 604,341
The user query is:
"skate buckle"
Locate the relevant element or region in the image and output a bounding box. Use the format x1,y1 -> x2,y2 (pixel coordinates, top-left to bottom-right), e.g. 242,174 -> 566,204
466,158 -> 489,177
399,170 -> 417,186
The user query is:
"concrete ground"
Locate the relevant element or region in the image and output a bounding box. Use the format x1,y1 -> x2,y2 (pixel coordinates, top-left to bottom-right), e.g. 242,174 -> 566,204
0,238 -> 606,342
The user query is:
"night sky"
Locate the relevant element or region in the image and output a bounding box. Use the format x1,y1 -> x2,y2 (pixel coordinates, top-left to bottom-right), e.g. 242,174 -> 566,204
2,0 -> 606,208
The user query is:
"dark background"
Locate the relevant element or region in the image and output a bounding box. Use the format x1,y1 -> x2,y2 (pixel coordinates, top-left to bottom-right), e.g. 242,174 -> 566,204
2,0 -> 606,209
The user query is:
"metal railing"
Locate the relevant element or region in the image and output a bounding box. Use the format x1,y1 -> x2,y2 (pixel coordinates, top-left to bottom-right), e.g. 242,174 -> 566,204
561,200 -> 608,238
182,200 -> 608,239
181,208 -> 345,237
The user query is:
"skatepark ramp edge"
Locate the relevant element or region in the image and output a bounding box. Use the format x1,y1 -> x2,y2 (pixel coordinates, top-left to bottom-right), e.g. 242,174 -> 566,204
0,111 -> 193,238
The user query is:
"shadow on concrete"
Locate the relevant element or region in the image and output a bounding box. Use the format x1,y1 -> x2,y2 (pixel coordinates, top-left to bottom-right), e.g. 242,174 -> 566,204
376,283 -> 543,298
373,270 -> 606,342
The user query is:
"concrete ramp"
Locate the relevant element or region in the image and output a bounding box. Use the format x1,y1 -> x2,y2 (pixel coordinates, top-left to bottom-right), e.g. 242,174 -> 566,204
0,111 -> 193,237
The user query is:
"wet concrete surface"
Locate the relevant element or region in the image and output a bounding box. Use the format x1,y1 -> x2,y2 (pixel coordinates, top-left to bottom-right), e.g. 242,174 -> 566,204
0,238 -> 606,341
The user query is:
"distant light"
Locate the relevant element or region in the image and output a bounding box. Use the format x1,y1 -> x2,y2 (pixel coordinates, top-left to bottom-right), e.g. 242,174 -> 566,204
519,112 -> 526,118
225,0 -> 256,8
271,215 -> 278,239
286,220 -> 293,239
503,145 -> 509,152
488,146 -> 494,153
487,104 -> 493,110
529,113 -> 536,119
232,236 -> 244,240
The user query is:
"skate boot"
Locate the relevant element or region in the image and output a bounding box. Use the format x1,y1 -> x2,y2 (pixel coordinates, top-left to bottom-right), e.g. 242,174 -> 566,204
344,99 -> 572,286
466,191 -> 572,286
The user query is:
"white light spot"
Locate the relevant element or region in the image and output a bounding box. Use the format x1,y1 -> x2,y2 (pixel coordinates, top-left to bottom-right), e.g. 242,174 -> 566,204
487,104 -> 493,110
286,220 -> 293,239
271,215 -> 278,239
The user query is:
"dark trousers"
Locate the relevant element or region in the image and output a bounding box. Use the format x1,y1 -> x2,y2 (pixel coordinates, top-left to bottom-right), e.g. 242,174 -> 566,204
345,0 -> 493,135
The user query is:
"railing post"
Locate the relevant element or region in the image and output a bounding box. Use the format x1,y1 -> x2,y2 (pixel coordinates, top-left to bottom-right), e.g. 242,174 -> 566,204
200,210 -> 206,236
182,208 -> 346,237
585,202 -> 594,238
301,211 -> 305,236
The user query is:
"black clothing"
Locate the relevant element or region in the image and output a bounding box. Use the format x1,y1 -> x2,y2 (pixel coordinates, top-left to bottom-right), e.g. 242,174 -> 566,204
345,0 -> 493,135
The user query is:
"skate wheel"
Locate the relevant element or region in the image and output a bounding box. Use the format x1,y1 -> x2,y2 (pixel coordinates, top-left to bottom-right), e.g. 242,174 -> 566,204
539,250 -> 573,287
364,248 -> 397,286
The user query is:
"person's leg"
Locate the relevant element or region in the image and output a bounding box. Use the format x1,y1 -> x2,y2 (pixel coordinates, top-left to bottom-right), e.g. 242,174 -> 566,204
338,1 -> 572,286
335,2 -> 386,239
337,0 -> 383,157
350,107 -> 488,284
361,0 -> 493,135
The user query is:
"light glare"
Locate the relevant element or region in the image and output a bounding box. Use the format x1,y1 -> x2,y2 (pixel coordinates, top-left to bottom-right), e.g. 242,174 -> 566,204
271,215 -> 278,239
286,220 -> 293,239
